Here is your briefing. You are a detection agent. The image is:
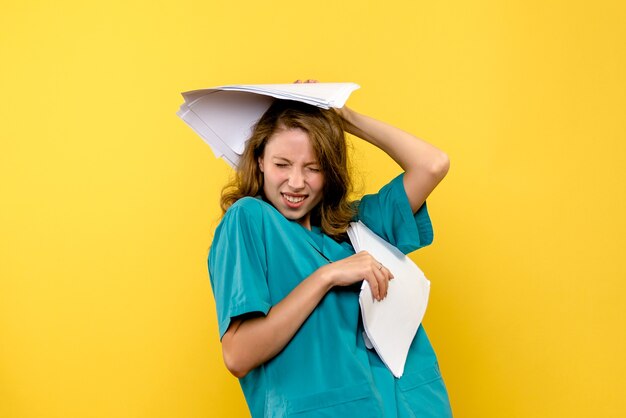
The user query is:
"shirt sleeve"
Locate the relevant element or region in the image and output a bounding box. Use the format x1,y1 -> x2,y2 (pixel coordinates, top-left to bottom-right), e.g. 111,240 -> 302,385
356,173 -> 434,254
208,199 -> 271,340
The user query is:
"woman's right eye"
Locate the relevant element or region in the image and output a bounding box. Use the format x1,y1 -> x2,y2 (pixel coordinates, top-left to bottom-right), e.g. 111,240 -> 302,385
275,163 -> 288,168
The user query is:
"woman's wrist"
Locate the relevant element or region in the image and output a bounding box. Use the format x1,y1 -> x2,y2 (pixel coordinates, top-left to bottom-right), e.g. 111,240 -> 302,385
340,110 -> 375,144
312,264 -> 335,292
336,106 -> 359,135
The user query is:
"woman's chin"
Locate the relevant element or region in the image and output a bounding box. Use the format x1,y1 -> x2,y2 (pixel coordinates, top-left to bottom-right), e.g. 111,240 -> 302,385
280,209 -> 310,227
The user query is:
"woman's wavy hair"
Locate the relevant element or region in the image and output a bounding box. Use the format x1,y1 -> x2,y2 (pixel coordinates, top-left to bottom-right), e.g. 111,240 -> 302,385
220,99 -> 356,240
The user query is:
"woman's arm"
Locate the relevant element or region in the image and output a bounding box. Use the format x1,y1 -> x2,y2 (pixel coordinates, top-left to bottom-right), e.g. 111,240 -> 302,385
338,107 -> 450,213
222,269 -> 332,379
221,251 -> 393,378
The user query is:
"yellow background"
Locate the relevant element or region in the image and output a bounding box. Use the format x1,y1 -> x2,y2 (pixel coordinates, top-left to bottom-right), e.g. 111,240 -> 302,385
1,1 -> 625,417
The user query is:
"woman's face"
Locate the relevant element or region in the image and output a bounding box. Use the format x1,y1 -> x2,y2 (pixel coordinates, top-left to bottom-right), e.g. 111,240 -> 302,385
258,127 -> 325,229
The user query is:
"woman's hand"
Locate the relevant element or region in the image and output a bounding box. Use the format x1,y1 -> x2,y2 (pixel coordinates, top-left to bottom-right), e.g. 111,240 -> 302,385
318,251 -> 394,301
293,79 -> 357,131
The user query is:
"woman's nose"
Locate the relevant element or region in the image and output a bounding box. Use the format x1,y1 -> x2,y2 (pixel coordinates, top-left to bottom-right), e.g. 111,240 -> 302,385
287,169 -> 305,189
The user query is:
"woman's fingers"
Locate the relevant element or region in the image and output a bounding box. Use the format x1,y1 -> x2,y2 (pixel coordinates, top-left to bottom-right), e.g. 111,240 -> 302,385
366,274 -> 380,301
357,251 -> 392,301
374,265 -> 390,300
368,260 -> 394,301
324,250 -> 394,301
366,272 -> 389,301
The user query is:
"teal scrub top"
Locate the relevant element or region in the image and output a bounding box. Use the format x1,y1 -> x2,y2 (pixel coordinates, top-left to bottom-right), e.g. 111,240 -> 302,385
208,173 -> 453,418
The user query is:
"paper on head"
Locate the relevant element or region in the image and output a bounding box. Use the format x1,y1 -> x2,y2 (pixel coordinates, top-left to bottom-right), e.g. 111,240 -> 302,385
177,91 -> 274,167
347,221 -> 431,378
176,83 -> 360,167
215,83 -> 360,109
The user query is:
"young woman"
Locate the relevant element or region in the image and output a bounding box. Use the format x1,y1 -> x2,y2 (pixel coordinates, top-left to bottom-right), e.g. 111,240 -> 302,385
208,82 -> 453,417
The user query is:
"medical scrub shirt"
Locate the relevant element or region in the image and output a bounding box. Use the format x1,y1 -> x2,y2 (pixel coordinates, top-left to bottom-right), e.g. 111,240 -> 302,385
208,173 -> 453,417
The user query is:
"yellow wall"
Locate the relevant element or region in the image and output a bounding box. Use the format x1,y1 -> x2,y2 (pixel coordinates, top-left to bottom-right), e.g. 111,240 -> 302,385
1,1 -> 625,417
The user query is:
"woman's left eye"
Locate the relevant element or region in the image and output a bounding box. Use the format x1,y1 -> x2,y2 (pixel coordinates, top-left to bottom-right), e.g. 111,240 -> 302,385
308,167 -> 321,173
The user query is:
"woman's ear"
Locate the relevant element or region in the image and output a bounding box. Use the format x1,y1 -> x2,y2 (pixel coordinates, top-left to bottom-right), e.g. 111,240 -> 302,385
258,156 -> 264,173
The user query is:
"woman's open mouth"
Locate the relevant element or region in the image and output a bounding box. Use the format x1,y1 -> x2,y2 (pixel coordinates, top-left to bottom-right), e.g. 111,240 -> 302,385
282,193 -> 307,209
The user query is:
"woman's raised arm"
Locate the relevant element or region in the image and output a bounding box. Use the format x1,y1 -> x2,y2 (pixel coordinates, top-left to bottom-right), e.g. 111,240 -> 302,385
337,107 -> 450,213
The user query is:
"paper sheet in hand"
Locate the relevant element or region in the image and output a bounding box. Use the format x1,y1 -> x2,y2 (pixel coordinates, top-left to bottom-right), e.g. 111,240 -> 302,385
347,221 -> 430,378
176,83 -> 360,167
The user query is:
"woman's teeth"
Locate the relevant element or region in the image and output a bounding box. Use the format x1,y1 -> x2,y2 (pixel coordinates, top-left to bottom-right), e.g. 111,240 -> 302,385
284,195 -> 305,203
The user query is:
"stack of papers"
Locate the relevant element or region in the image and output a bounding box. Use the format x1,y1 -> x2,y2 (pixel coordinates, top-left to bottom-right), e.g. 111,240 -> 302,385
176,83 -> 360,167
347,221 -> 431,378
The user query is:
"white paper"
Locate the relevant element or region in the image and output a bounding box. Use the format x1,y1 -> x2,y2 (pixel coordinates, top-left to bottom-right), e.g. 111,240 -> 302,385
177,83 -> 360,167
222,83 -> 359,108
347,221 -> 430,378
